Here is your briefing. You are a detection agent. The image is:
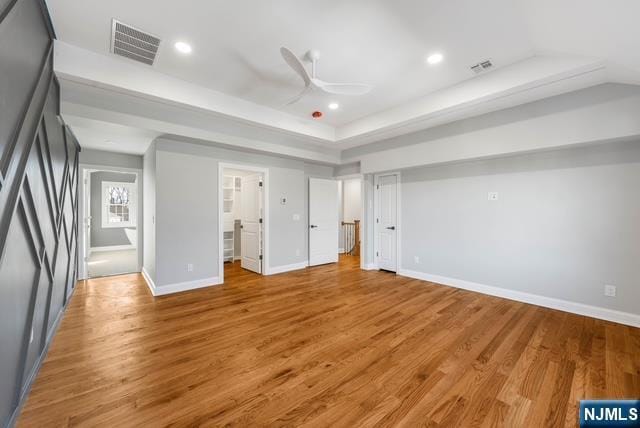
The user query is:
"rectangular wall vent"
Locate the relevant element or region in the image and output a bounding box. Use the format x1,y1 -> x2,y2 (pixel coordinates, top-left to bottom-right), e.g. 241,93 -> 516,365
470,59 -> 493,74
110,19 -> 160,65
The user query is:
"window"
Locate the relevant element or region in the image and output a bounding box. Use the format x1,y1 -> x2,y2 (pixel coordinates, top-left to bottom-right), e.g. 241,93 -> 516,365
102,181 -> 135,228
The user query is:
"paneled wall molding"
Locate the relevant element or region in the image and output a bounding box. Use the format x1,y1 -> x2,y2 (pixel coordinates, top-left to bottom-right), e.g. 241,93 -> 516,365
0,45 -> 53,241
0,0 -> 19,25
0,0 -> 78,426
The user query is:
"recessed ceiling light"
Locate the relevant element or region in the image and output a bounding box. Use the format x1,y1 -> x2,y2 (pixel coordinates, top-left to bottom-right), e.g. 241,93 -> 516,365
328,102 -> 339,110
174,41 -> 192,54
426,52 -> 443,65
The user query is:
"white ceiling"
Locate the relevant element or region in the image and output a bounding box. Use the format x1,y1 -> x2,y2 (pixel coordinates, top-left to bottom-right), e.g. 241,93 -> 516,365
46,0 -> 640,158
46,0 -> 535,126
519,0 -> 640,83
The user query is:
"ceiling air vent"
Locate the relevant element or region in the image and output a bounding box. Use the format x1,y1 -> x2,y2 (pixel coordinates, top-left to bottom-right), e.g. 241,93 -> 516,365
110,19 -> 160,66
470,59 -> 493,74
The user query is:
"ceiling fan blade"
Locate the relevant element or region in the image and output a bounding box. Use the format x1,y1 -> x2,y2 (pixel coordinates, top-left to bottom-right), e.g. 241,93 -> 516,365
285,85 -> 312,105
280,47 -> 311,86
313,79 -> 371,95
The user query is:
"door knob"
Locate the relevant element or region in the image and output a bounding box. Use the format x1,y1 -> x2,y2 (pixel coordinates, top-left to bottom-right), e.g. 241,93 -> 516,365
386,226 -> 396,230
310,224 -> 318,228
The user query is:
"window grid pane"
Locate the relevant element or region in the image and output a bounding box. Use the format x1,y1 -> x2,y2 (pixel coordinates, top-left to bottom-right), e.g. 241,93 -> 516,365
103,183 -> 134,226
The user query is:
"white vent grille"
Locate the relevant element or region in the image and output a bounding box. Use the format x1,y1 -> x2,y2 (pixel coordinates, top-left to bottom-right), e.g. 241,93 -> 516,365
110,19 -> 160,65
470,59 -> 493,74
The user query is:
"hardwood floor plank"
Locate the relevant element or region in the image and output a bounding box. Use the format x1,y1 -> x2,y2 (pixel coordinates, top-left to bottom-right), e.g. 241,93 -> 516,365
17,256 -> 640,427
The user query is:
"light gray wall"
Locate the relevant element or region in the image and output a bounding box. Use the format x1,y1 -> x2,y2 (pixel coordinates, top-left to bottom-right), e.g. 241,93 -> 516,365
400,140 -> 640,315
344,84 -> 640,173
90,171 -> 136,247
361,174 -> 375,267
269,166 -> 306,267
150,138 -> 328,287
156,150 -> 218,286
334,162 -> 360,177
143,142 -> 156,282
79,148 -> 143,169
338,180 -> 344,250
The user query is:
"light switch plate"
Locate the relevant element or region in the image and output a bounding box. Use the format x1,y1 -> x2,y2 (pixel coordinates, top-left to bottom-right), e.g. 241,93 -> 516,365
292,214 -> 300,221
488,192 -> 499,201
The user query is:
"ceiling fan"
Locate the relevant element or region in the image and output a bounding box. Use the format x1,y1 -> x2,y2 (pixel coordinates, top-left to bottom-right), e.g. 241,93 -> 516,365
280,47 -> 372,105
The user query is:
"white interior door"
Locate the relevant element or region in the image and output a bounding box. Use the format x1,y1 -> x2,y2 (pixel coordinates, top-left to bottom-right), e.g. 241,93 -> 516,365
309,178 -> 339,266
377,174 -> 398,272
241,174 -> 263,273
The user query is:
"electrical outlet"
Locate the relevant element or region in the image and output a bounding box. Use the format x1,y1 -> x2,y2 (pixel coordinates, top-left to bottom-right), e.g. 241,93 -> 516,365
187,263 -> 194,272
414,256 -> 420,264
604,284 -> 616,297
488,192 -> 499,201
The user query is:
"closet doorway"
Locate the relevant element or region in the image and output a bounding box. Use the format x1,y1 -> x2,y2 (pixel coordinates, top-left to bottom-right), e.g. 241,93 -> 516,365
219,164 -> 268,281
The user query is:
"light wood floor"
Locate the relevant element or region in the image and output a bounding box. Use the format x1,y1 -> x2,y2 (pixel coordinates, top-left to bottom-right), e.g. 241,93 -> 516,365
18,256 -> 639,427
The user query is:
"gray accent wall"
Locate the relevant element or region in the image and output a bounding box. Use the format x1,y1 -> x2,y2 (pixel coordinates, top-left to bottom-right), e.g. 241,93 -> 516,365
400,140 -> 640,316
89,171 -> 136,247
0,0 -> 79,425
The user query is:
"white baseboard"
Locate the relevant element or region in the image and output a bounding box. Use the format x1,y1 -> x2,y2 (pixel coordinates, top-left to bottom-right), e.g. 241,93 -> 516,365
156,276 -> 222,296
90,244 -> 135,253
362,263 -> 379,271
266,261 -> 309,275
398,269 -> 640,328
338,247 -> 345,254
141,267 -> 156,295
142,268 -> 221,296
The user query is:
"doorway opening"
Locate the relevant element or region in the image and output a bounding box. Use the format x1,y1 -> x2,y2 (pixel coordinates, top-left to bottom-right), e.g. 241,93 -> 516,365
79,166 -> 142,278
219,164 -> 267,281
338,177 -> 362,265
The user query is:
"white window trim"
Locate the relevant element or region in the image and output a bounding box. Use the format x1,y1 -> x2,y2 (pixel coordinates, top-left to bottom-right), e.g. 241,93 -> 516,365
101,181 -> 136,228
